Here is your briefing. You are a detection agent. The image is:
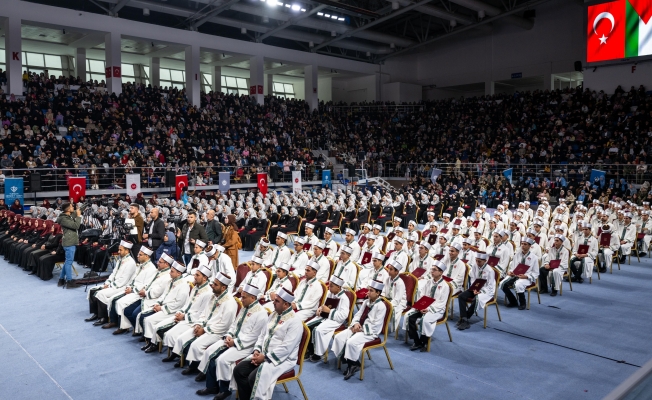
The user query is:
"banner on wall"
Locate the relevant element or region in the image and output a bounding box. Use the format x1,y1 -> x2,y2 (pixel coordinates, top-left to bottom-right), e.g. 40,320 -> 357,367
219,171 -> 230,192
68,177 -> 86,203
292,171 -> 302,193
175,175 -> 188,200
5,177 -> 24,206
257,173 -> 268,196
322,170 -> 332,189
126,174 -> 140,197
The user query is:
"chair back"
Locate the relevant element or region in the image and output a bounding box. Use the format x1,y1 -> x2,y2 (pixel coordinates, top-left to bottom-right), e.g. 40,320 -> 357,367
352,262 -> 362,290
261,267 -> 273,291
379,298 -> 393,343
462,263 -> 470,289
318,281 -> 328,305
439,281 -> 453,323
399,273 -> 418,310
233,263 -> 251,291
234,297 -> 243,314
343,288 -> 356,325
381,236 -> 388,252
288,274 -> 299,291
328,258 -> 336,279
264,220 -> 272,237
488,266 -> 501,304
295,323 -> 311,374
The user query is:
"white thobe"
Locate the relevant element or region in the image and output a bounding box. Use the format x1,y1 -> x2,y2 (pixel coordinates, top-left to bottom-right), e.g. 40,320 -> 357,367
116,267 -> 171,330
500,251 -> 539,293
91,255 -> 138,304
288,250 -> 309,277
571,235 -> 599,279
237,269 -> 268,298
542,246 -> 569,291
312,254 -> 331,282
443,258 -> 466,294
293,278 -> 324,321
332,259 -> 357,289
387,249 -> 409,272
261,277 -> 293,312
383,275 -> 406,332
469,264 -> 495,310
312,290 -> 350,356
211,253 -> 235,293
403,277 -> 450,337
161,281 -> 213,348
137,277 -> 190,336
332,298 -> 387,362
265,245 -> 291,273
184,292 -> 238,363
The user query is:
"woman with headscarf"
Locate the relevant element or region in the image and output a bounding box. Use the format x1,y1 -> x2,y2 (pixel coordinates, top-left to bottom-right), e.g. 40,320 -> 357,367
222,214 -> 241,267
35,224 -> 65,280
234,207 -> 246,229
10,199 -> 23,215
238,207 -> 259,244
2,216 -> 30,257
243,210 -> 269,251
348,202 -> 369,233
26,222 -> 60,273
9,218 -> 44,264
20,220 -> 53,270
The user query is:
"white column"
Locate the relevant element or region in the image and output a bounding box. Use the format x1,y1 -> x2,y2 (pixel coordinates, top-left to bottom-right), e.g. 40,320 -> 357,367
304,64 -> 318,111
149,57 -> 160,87
104,32 -> 122,95
75,48 -> 87,80
266,74 -> 273,96
3,17 -> 22,96
185,45 -> 200,107
485,81 -> 495,95
249,55 -> 264,104
212,65 -> 222,93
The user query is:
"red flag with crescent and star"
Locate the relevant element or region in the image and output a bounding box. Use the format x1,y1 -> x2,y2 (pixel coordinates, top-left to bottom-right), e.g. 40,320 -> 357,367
587,0 -> 626,62
257,173 -> 268,197
69,177 -> 86,203
176,175 -> 188,200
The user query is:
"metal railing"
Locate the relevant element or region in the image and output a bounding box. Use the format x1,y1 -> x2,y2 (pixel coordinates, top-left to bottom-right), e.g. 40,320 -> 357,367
327,105 -> 424,114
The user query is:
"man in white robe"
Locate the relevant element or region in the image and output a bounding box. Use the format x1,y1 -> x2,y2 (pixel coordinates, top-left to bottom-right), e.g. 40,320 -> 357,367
311,241 -> 331,282
332,279 -> 388,380
500,238 -> 539,310
232,287 -> 303,400
261,262 -> 293,312
288,237 -> 310,277
569,223 -> 598,283
539,234 -> 569,296
618,213 -> 637,263
291,261 -> 324,321
597,224 -> 620,273
236,256 -> 267,298
456,252 -> 495,330
207,244 -> 235,293
307,275 -> 351,362
332,245 -> 357,289
384,260 -> 406,333
265,232 -> 291,273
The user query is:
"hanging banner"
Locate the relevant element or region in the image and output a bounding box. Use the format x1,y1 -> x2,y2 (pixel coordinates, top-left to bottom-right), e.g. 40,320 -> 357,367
503,168 -> 513,185
292,171 -> 302,193
322,170 -> 332,189
5,177 -> 24,206
175,175 -> 188,200
126,174 -> 140,197
430,168 -> 442,185
590,169 -> 606,188
68,177 -> 86,203
257,172 -> 268,197
219,171 -> 230,193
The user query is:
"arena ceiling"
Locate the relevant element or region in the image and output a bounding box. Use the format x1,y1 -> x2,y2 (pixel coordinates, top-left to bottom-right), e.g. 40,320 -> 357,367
24,0 -> 551,63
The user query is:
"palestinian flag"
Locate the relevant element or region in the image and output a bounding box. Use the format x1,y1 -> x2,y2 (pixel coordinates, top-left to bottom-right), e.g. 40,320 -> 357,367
587,0 -> 652,62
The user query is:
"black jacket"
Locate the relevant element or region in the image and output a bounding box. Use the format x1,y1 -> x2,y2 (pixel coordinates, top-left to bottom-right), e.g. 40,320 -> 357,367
147,217 -> 166,250
205,219 -> 223,244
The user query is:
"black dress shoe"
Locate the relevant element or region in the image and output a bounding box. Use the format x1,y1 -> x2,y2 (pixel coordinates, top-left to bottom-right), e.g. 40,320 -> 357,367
132,331 -> 142,337
102,323 -> 117,329
93,318 -> 107,326
141,342 -> 151,351
213,391 -> 232,400
113,328 -> 129,335
639,252 -> 647,257
162,354 -> 179,363
138,336 -> 146,342
196,388 -> 218,396
505,303 -> 517,308
85,314 -> 98,322
420,346 -> 428,352
550,290 -> 558,297
144,344 -> 158,353
309,355 -> 322,363
195,372 -> 206,382
342,366 -> 351,376
174,361 -> 181,368
539,289 -> 549,294
518,304 -> 526,310
57,279 -> 65,287
409,343 -> 423,351
181,367 -> 198,375
458,320 -> 470,330
599,267 -> 607,273
577,278 -> 584,284
344,366 -> 359,380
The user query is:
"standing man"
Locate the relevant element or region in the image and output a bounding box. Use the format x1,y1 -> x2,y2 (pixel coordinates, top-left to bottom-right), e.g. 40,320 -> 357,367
143,207 -> 166,255
205,210 -> 223,245
56,202 -> 82,288
128,203 -> 145,255
177,211 -> 209,266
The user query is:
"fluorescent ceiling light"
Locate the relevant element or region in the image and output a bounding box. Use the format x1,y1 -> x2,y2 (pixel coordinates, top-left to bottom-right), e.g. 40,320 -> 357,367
324,14 -> 330,17
338,17 -> 344,21
291,4 -> 300,10
331,15 -> 338,19
301,8 -> 306,11
317,12 -> 323,15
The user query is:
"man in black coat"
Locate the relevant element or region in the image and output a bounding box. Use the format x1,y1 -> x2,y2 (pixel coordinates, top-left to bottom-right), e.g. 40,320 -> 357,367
176,211 -> 208,266
205,209 -> 223,245
143,207 -> 166,254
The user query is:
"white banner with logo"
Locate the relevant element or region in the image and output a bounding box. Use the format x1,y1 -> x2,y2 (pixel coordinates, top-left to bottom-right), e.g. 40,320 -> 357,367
292,171 -> 302,193
126,174 -> 141,197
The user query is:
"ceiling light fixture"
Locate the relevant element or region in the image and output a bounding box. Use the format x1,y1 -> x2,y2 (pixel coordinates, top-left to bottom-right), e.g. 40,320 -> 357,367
291,4 -> 300,10
317,12 -> 323,15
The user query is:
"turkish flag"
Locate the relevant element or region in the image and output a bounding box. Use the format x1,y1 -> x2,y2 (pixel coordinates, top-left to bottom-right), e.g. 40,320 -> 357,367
176,175 -> 188,200
69,177 -> 86,203
257,173 -> 268,197
587,0 -> 625,62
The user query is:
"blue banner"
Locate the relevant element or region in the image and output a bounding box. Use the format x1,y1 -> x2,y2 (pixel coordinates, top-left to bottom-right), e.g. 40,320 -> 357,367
589,169 -> 606,188
430,168 -> 442,184
322,170 -> 332,189
503,168 -> 513,185
5,177 -> 24,206
219,171 -> 230,192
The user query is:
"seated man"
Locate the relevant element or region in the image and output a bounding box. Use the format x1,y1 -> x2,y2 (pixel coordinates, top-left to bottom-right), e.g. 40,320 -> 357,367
403,261 -> 450,351
356,252 -> 388,291
236,256 -> 267,298
291,260 -> 324,321
287,236 -> 310,277
103,246 -> 157,331
304,222 -> 320,247
597,224 -> 619,273
174,271 -> 238,379
197,284 -> 268,398
500,238 -> 539,310
232,288 -> 303,400
264,232 -> 291,273
639,210 -> 651,257
331,245 -> 357,289
332,279 -> 388,380
322,228 -> 339,256
617,213 -> 637,263
114,252 -> 173,335
386,237 -> 409,272
442,242 -> 466,295
261,262 -> 293,311
569,223 -> 598,284
206,245 -> 235,293
307,275 -> 351,362
137,261 -> 190,350
333,229 -> 361,263
539,235 -> 569,296
85,240 -> 137,326
384,260 -> 406,334
456,252 -> 496,330
310,241 -> 331,282
485,231 -> 510,278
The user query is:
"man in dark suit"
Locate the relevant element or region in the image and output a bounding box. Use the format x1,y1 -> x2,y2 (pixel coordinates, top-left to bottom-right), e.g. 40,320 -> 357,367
205,209 -> 223,245
143,207 -> 166,255
129,203 -> 145,256
177,210 -> 209,266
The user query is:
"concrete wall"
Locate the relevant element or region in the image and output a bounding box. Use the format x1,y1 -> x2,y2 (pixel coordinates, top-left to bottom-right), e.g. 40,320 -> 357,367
333,75 -> 379,103
318,77 -> 332,103
583,63 -> 652,94
382,82 -> 423,103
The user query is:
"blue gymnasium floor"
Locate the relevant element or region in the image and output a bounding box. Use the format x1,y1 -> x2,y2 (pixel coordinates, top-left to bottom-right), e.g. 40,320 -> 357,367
1,241 -> 650,400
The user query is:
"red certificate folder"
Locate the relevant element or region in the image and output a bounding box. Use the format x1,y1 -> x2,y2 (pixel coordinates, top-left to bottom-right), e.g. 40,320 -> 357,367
322,248 -> 330,257
434,254 -> 445,261
533,236 -> 541,244
358,236 -> 367,247
303,243 -> 312,251
412,296 -> 435,311
548,260 -> 561,270
469,278 -> 487,292
512,263 -> 530,276
487,256 -> 500,267
387,232 -> 396,240
454,219 -> 462,226
361,252 -> 372,264
412,268 -> 426,278
577,244 -> 589,255
441,275 -> 453,282
472,220 -> 479,228
638,233 -> 645,240
356,288 -> 369,300
385,250 -> 395,259
600,233 -> 611,247
440,229 -> 449,235
320,297 -> 340,318
427,234 -> 437,245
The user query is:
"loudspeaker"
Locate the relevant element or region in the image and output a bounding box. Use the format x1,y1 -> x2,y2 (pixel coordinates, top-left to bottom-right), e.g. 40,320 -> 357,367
30,173 -> 41,192
574,61 -> 583,72
523,10 -> 536,18
166,170 -> 176,187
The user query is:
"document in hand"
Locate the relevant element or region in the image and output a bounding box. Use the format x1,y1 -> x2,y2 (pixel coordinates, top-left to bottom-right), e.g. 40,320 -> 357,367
412,296 -> 435,311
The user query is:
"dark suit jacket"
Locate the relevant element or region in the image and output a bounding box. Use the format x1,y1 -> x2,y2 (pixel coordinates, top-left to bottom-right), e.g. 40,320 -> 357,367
178,222 -> 208,253
205,219 -> 223,244
147,217 -> 166,250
